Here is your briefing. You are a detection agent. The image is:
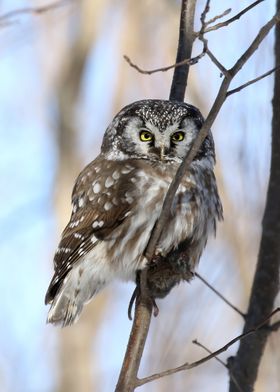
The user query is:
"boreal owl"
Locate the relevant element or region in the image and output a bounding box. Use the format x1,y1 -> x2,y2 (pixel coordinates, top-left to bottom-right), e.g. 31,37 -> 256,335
45,99 -> 223,327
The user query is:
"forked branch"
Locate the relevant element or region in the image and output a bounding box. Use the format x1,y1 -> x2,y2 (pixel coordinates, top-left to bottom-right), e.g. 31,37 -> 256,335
201,0 -> 265,34
136,308 -> 280,387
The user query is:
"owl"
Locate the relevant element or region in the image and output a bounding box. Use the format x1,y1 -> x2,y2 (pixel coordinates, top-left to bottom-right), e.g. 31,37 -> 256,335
45,99 -> 223,327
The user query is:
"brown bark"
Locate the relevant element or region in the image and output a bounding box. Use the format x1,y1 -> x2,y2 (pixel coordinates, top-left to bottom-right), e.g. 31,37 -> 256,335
169,0 -> 196,101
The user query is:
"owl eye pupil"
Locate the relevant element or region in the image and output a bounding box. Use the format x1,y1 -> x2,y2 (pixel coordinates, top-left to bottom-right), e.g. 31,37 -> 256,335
171,131 -> 185,142
139,130 -> 153,142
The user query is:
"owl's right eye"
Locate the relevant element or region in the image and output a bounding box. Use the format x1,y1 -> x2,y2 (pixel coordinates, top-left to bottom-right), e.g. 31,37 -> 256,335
139,130 -> 154,142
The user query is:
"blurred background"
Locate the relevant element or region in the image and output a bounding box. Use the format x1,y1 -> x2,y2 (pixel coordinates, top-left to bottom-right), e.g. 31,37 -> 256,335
0,0 -> 279,391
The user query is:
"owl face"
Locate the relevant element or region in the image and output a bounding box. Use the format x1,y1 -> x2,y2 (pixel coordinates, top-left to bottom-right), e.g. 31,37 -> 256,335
101,99 -> 214,163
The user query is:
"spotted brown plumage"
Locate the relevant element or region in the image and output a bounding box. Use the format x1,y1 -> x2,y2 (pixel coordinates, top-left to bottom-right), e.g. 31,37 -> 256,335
45,99 -> 222,326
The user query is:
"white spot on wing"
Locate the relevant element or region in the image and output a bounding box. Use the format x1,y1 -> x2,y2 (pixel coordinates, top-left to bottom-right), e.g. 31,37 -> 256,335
74,233 -> 84,239
125,191 -> 134,204
92,220 -> 104,229
105,177 -> 114,188
104,201 -> 113,211
112,170 -> 120,180
93,182 -> 101,194
121,165 -> 133,174
69,216 -> 85,228
78,198 -> 84,207
112,197 -> 119,206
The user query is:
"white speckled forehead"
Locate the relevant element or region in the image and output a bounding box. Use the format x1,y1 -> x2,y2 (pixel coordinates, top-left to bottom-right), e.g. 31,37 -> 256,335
135,103 -> 191,130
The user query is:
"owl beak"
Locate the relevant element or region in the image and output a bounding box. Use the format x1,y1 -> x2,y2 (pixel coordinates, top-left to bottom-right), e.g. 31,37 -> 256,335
159,145 -> 165,161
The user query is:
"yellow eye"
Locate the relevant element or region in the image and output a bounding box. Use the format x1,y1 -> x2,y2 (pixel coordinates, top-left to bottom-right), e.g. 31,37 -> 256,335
171,131 -> 185,142
139,130 -> 153,142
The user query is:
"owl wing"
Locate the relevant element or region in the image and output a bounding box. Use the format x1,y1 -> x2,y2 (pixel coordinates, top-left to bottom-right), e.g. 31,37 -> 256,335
45,158 -> 136,304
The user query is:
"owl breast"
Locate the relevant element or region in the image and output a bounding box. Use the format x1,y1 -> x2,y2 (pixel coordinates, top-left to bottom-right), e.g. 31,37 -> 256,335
85,159 -> 218,282
47,157 -> 221,326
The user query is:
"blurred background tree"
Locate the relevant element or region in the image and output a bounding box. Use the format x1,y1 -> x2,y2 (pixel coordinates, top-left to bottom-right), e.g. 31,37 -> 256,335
0,1 -> 279,392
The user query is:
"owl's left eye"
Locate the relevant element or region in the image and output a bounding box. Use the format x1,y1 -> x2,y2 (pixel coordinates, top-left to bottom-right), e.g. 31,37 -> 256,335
171,131 -> 185,142
139,130 -> 154,142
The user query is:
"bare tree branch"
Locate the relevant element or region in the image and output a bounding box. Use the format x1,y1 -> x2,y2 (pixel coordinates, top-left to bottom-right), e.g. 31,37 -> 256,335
198,2 -> 229,77
136,309 -> 280,387
205,8 -> 231,26
192,339 -> 244,392
123,51 -> 205,75
115,294 -> 153,392
202,0 -> 265,34
192,339 -> 227,367
0,0 -> 71,23
226,66 -> 280,96
195,272 -> 245,317
123,1 -> 266,79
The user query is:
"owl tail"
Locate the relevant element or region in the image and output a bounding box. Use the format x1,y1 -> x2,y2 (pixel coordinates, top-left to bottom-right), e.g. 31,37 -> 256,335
47,292 -> 83,327
46,266 -> 106,327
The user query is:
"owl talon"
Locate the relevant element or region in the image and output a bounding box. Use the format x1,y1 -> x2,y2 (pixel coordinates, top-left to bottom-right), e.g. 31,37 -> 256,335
128,286 -> 139,320
128,286 -> 159,320
152,299 -> 159,317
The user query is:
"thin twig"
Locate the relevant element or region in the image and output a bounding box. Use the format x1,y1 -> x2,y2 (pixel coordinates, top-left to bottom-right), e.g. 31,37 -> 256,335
195,272 -> 245,318
123,51 -> 205,75
204,40 -> 229,76
205,8 -> 231,26
136,309 -> 280,387
198,2 -> 229,77
202,0 -> 265,34
200,0 -> 211,26
226,65 -> 280,96
193,339 -> 227,367
192,340 -> 244,392
0,0 -> 70,22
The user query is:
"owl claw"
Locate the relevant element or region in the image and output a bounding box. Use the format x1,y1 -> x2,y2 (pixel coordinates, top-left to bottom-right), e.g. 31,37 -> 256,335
127,285 -> 159,320
128,286 -> 139,320
152,299 -> 159,317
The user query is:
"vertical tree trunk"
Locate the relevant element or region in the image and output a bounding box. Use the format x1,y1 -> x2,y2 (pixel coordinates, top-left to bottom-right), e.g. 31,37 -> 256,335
228,2 -> 280,390
169,0 -> 196,101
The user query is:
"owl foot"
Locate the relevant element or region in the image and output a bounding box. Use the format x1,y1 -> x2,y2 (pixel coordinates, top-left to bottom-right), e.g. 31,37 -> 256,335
128,285 -> 159,320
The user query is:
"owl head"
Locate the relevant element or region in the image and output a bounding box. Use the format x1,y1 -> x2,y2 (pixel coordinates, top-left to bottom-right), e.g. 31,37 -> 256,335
101,99 -> 214,163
